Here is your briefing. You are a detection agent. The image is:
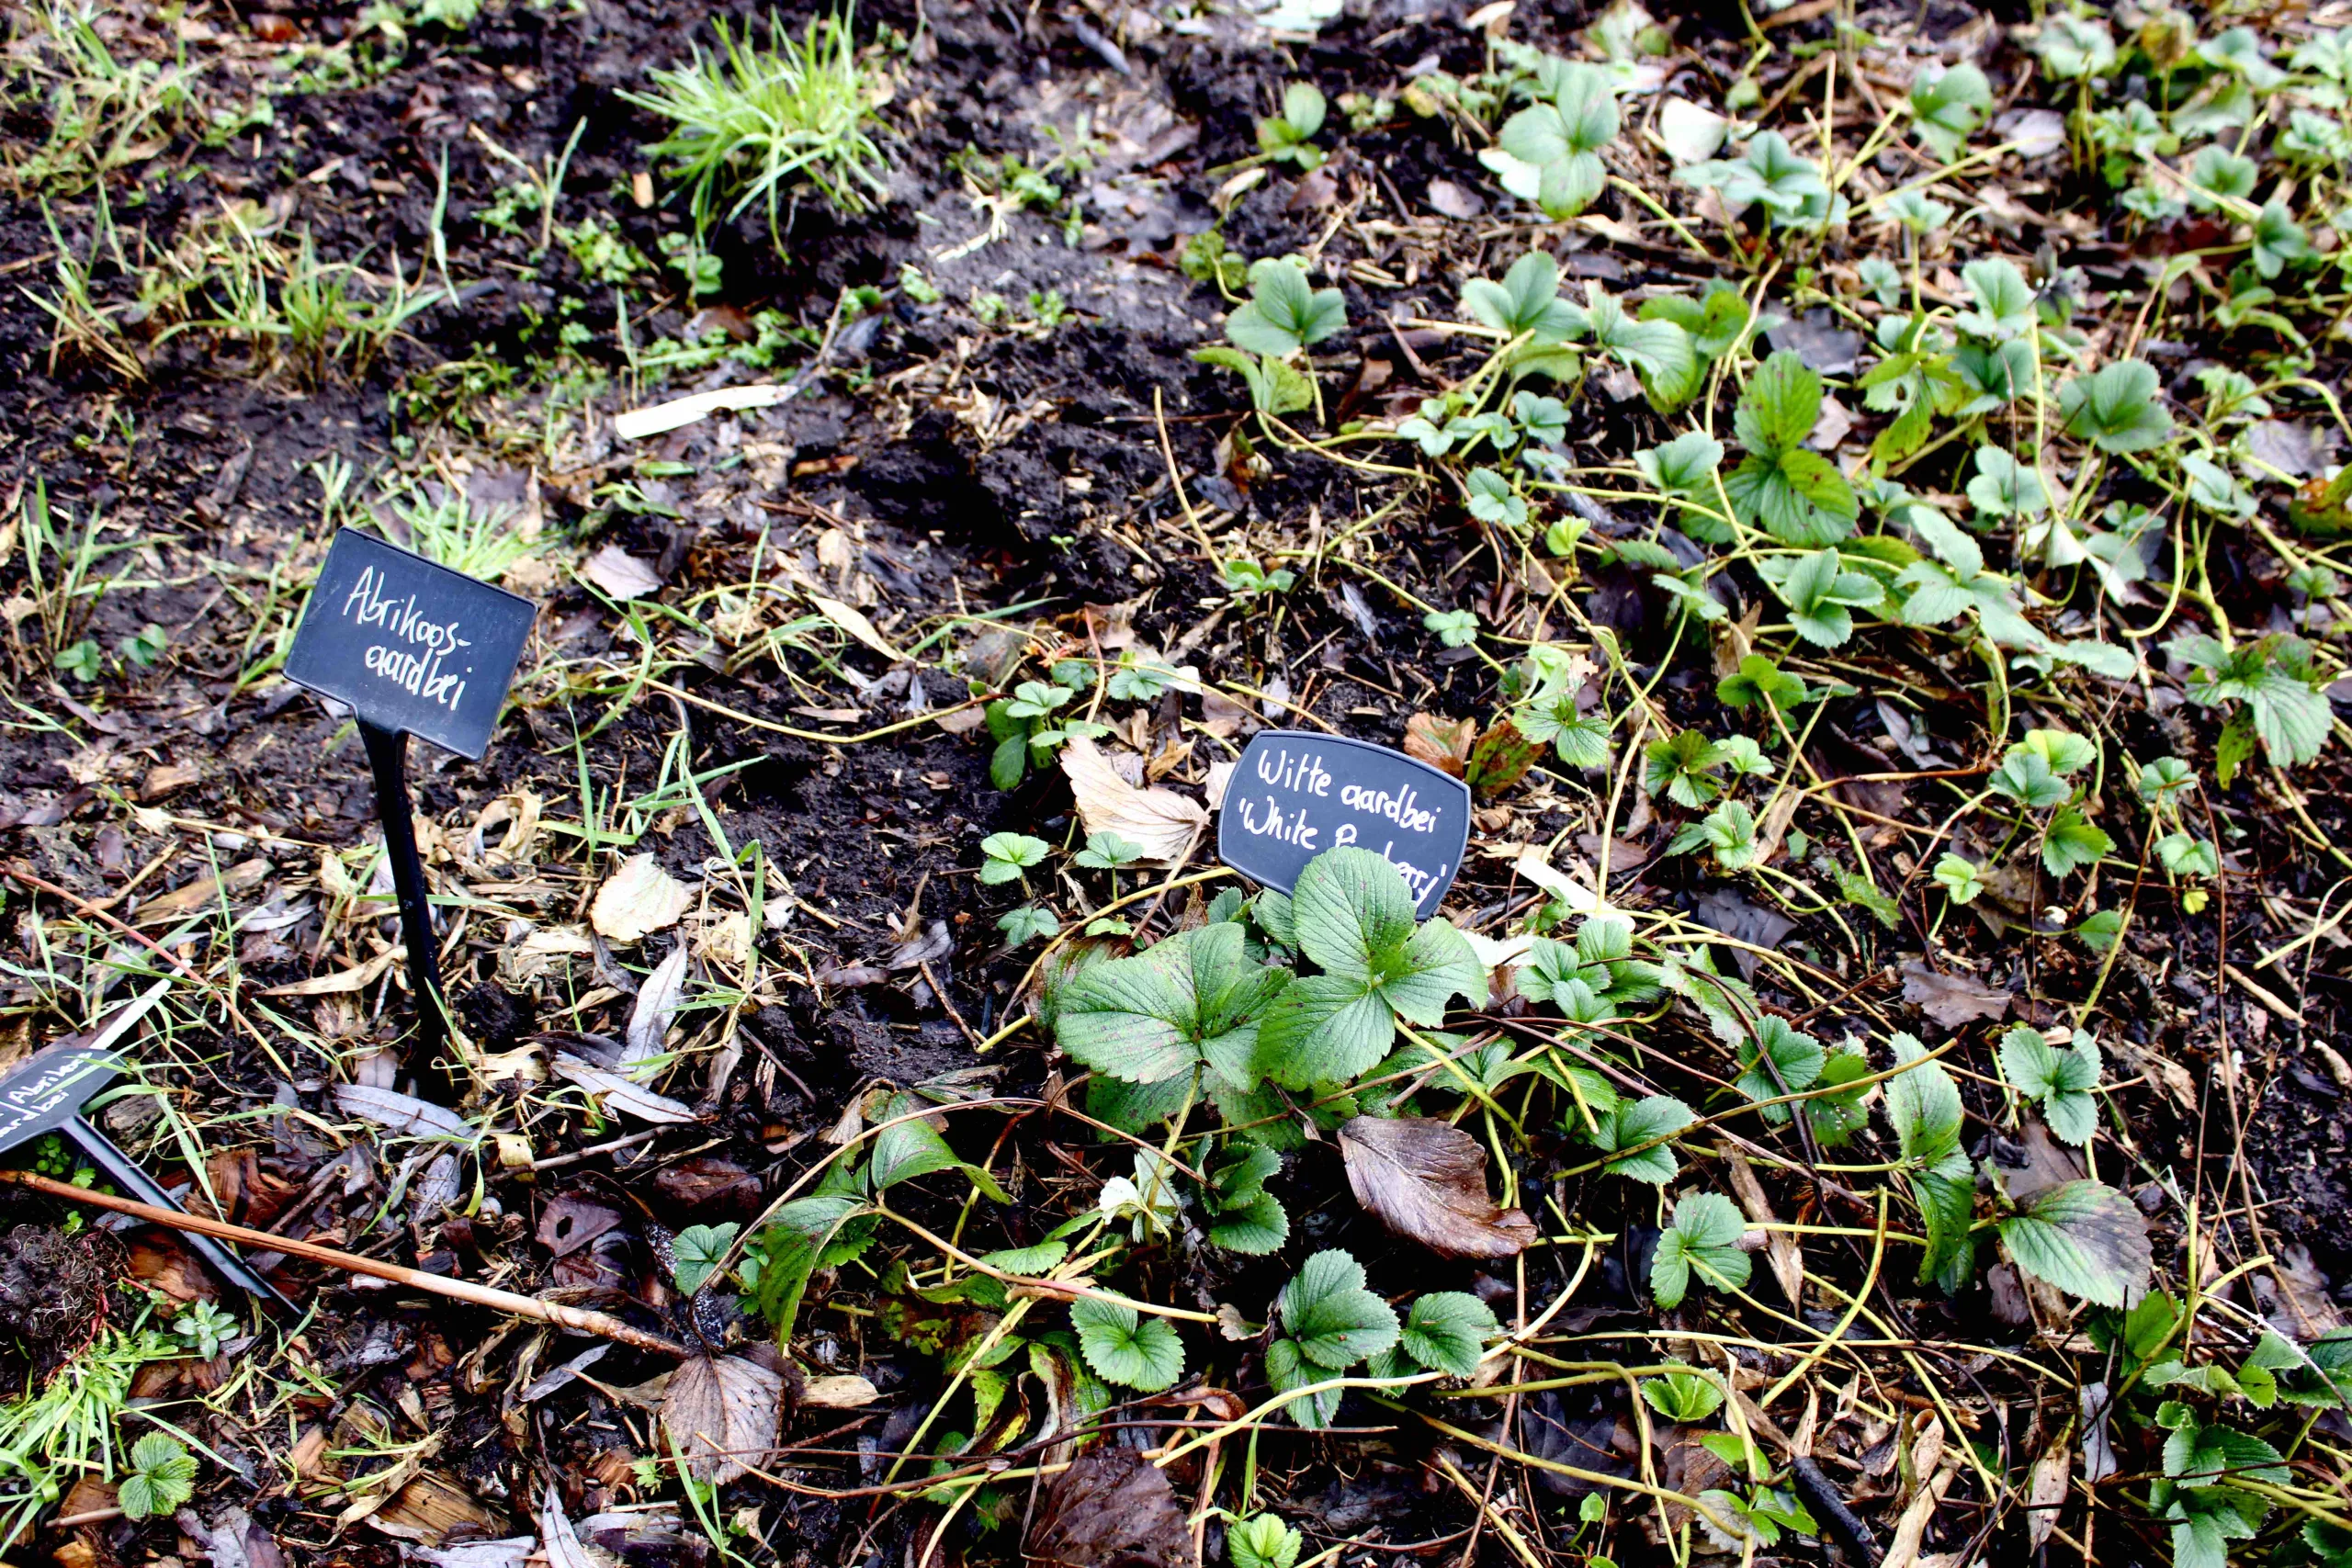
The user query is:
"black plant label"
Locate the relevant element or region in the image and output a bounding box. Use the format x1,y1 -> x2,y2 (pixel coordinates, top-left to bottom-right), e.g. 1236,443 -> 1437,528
286,529 -> 537,759
1218,729 -> 1472,918
0,1043 -> 118,1154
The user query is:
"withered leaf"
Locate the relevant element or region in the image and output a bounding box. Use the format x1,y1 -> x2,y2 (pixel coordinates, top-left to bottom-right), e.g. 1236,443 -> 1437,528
590,855 -> 693,944
662,1353 -> 784,1484
536,1193 -> 625,1258
1901,961 -> 2010,1029
1060,737 -> 1206,865
1025,1446 -> 1196,1568
1402,713 -> 1477,777
1339,1115 -> 1537,1258
623,944 -> 689,1067
1465,719 -> 1542,796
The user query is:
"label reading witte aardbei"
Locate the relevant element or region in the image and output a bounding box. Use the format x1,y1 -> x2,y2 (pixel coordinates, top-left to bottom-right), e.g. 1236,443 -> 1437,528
285,529 -> 536,760
1217,730 -> 1471,918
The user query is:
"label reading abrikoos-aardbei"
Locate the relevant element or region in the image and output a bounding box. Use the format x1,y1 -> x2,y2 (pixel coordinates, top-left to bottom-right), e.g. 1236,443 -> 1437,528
284,528 -> 537,760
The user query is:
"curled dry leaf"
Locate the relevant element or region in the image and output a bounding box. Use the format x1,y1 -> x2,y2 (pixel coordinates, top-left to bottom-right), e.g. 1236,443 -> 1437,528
1025,1445 -> 1197,1568
536,1194 -> 625,1258
582,545 -> 662,601
1339,1114 -> 1537,1258
334,1085 -> 475,1142
1900,960 -> 2010,1029
662,1352 -> 784,1485
1724,1152 -> 1804,1306
551,1055 -> 698,1123
1402,712 -> 1477,777
808,592 -> 909,662
538,1484 -> 598,1568
623,944 -> 689,1068
800,1373 -> 880,1408
1060,736 -> 1207,865
2026,1429 -> 2071,1551
590,855 -> 694,944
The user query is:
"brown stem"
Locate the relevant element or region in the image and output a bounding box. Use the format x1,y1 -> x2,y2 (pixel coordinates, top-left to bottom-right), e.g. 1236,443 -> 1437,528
0,1168 -> 688,1358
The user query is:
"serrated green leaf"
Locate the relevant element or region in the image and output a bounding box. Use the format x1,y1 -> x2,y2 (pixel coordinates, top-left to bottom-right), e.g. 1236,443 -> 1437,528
1885,1032 -> 1963,1163
1070,1297 -> 1185,1391
1281,1248 -> 1401,1368
2000,1180 -> 2152,1306
672,1222 -> 741,1295
1651,1191 -> 1751,1308
1736,350 -> 1824,457
1585,1094 -> 1691,1184
1908,1148 -> 1978,1292
2164,1420 -> 2290,1487
1055,922 -> 1290,1088
2059,360 -> 2173,453
1736,1015 -> 1825,1120
1397,1291 -> 1498,1377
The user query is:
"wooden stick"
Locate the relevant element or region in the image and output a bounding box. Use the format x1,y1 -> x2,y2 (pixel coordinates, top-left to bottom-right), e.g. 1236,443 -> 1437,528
0,1168 -> 688,1358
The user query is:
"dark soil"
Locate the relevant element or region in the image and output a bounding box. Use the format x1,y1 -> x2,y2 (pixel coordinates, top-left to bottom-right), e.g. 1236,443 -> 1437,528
5,0 -> 2352,1562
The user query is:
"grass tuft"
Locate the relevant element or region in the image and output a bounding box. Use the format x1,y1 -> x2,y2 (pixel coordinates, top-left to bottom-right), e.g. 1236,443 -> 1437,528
624,10 -> 889,248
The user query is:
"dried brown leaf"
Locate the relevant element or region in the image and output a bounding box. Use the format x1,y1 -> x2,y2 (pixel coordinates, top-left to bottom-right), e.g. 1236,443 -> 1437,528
535,1194 -> 624,1258
1402,713 -> 1476,777
662,1353 -> 783,1485
1339,1115 -> 1536,1258
1025,1446 -> 1196,1568
1060,736 -> 1206,865
623,944 -> 689,1066
550,1055 -> 698,1123
582,545 -> 662,601
1900,961 -> 2009,1029
1724,1153 -> 1803,1305
590,855 -> 693,944
2026,1429 -> 2071,1551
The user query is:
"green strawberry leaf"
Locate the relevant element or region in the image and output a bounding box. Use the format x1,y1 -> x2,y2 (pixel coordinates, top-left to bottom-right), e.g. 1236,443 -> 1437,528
1396,1291 -> 1498,1377
1999,1179 -> 2152,1306
1071,1297 -> 1185,1391
1651,1191 -> 1752,1309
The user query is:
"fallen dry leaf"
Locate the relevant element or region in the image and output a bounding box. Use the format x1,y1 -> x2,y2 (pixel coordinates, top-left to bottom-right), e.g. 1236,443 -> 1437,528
1724,1152 -> 1803,1306
137,858 -> 269,926
1339,1115 -> 1536,1258
623,943 -> 689,1067
582,544 -> 662,600
2026,1428 -> 2071,1551
1060,736 -> 1206,865
1402,712 -> 1476,777
538,1484 -> 598,1568
612,382 -> 789,439
662,1352 -> 784,1484
1901,961 -> 2010,1029
262,947 -> 398,997
550,1055 -> 698,1123
808,592 -> 907,661
800,1373 -> 880,1408
590,854 -> 693,943
334,1084 -> 475,1141
1025,1445 -> 1196,1568
362,1471 -> 505,1544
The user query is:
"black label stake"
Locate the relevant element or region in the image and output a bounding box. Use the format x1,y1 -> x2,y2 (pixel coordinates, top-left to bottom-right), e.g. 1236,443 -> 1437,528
1216,729 -> 1474,917
0,982 -> 289,1306
285,529 -> 536,1087
360,723 -> 447,1074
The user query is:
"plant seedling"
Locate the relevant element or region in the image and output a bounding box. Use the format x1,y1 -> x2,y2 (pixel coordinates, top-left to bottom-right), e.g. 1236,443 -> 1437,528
1257,83 -> 1328,168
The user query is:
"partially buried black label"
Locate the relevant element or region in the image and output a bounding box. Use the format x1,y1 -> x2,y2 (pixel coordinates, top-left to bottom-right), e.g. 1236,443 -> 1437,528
284,528 -> 536,760
0,1042 -> 119,1154
1217,729 -> 1472,919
